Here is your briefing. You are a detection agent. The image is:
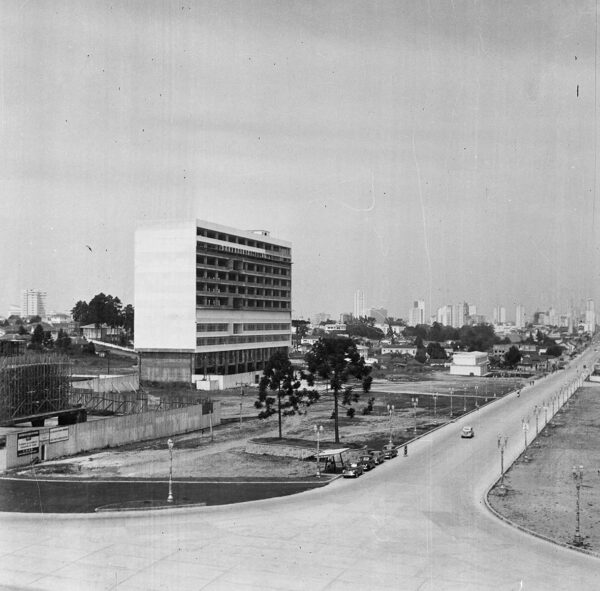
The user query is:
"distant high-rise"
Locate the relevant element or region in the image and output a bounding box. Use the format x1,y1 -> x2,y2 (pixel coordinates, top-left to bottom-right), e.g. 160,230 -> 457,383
493,306 -> 506,324
353,290 -> 365,319
585,299 -> 596,333
515,305 -> 526,329
468,304 -> 477,317
437,304 -> 453,327
408,300 -> 425,326
453,302 -> 468,328
21,289 -> 47,318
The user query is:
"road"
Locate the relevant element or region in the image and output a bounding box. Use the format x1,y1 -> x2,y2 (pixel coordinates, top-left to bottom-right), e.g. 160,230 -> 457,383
1,349 -> 598,590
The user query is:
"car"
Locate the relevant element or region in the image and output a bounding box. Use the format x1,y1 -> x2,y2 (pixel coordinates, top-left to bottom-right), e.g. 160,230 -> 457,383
368,450 -> 385,465
342,462 -> 364,478
461,426 -> 474,438
382,444 -> 398,459
358,455 -> 376,471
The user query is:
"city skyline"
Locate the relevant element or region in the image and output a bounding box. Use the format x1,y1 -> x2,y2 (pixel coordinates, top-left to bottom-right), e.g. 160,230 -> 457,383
3,2 -> 599,324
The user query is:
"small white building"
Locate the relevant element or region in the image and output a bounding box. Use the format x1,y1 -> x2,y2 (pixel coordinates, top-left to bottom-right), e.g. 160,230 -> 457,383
450,351 -> 489,377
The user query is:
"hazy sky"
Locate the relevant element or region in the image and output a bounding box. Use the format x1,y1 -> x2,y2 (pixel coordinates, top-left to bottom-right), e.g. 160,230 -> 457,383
2,1 -> 599,322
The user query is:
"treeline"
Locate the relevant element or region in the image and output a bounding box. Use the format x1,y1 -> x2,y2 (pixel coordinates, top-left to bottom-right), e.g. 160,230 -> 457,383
405,322 -> 498,352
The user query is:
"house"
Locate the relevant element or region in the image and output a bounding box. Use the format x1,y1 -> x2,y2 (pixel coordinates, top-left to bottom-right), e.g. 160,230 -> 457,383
81,323 -> 122,342
381,344 -> 417,356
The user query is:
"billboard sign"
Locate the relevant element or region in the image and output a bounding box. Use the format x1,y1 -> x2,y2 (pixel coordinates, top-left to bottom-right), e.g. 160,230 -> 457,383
49,426 -> 69,443
17,431 -> 40,456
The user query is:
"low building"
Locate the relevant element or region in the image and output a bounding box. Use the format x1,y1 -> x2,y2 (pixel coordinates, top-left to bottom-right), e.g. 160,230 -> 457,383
450,351 -> 488,377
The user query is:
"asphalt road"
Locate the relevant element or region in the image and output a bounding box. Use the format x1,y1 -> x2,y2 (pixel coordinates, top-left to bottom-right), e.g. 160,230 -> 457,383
0,477 -> 330,513
1,348 -> 599,590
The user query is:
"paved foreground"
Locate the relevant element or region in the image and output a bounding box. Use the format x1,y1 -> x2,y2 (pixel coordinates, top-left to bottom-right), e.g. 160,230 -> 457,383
1,351 -> 599,590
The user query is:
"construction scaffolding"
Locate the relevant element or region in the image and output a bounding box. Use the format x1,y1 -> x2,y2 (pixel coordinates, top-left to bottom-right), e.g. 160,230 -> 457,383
0,353 -> 72,424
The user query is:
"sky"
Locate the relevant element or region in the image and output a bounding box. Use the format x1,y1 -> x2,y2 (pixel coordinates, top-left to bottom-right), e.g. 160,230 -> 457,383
2,0 -> 599,323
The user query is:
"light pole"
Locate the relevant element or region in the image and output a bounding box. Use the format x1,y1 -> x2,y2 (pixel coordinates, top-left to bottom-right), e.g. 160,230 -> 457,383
314,425 -> 323,478
497,435 -> 508,487
387,404 -> 394,445
411,397 -> 419,436
474,386 -> 479,409
449,388 -> 454,418
432,394 -> 438,421
572,465 -> 584,546
522,418 -> 529,449
534,405 -> 540,436
463,389 -> 467,412
543,402 -> 548,426
167,438 -> 174,503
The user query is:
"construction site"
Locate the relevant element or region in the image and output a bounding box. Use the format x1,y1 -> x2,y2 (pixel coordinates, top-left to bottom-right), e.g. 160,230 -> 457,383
0,351 -> 220,472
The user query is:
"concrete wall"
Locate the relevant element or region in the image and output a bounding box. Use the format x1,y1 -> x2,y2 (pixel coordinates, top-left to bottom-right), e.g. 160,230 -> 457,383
3,401 -> 220,471
140,351 -> 194,382
72,372 -> 140,393
194,371 -> 259,390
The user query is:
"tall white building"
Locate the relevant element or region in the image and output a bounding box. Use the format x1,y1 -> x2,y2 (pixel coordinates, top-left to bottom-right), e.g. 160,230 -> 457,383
437,304 -> 453,327
515,304 -> 526,329
408,300 -> 425,326
493,306 -> 506,324
453,302 -> 468,328
585,299 -> 596,333
353,290 -> 365,319
21,289 -> 47,318
135,220 -> 292,388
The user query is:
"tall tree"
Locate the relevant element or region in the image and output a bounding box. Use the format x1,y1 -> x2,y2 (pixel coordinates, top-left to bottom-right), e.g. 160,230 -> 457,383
504,346 -> 522,367
71,300 -> 89,323
254,351 -> 319,438
305,336 -> 372,443
31,324 -> 44,347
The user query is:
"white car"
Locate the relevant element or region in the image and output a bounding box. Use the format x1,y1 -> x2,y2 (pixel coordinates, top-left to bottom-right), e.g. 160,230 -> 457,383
461,426 -> 474,438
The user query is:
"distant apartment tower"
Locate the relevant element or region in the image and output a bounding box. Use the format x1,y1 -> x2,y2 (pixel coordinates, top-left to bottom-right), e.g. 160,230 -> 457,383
135,220 -> 292,388
21,289 -> 47,318
453,302 -> 468,328
367,307 -> 388,324
468,304 -> 477,317
312,312 -> 331,325
585,299 -> 596,333
515,305 -> 526,329
354,290 -> 365,319
437,304 -> 453,327
408,300 -> 425,326
493,306 -> 506,324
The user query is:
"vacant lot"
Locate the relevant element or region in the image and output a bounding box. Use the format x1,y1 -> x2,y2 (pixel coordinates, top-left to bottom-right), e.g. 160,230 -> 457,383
489,383 -> 600,552
16,372 -> 523,480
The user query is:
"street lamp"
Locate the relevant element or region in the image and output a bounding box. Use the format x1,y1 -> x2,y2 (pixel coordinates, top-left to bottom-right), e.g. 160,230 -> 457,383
449,388 -> 454,418
411,397 -> 419,436
533,405 -> 540,436
572,465 -> 584,546
386,404 -> 394,445
475,386 -> 479,409
543,402 -> 548,426
463,389 -> 467,412
167,438 -> 174,503
314,425 -> 324,478
497,435 -> 508,487
432,394 -> 438,421
522,418 -> 529,449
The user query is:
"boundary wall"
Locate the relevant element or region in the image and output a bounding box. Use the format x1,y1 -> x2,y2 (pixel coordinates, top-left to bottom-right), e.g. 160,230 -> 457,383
3,401 -> 220,471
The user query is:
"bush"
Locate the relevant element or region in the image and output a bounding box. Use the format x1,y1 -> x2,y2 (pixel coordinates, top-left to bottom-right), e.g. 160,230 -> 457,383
82,341 -> 96,355
346,407 -> 356,418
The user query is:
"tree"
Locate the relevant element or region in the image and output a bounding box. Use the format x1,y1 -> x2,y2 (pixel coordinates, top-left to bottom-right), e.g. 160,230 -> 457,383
305,336 -> 372,443
28,315 -> 41,323
426,341 -> 447,360
31,324 -> 44,348
123,304 -> 134,337
18,325 -> 28,336
55,329 -> 72,351
292,319 -> 309,349
504,346 -> 522,367
546,344 -> 564,357
459,324 -> 497,352
71,300 -> 89,323
254,351 -> 319,438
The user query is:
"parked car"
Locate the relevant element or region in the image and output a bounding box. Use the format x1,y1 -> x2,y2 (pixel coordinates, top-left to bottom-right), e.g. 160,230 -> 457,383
359,455 -> 376,471
342,462 -> 364,478
368,450 -> 385,465
382,444 -> 398,459
461,426 -> 474,438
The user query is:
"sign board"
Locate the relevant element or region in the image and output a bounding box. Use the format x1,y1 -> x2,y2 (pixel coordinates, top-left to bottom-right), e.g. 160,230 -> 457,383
17,431 -> 40,457
49,426 -> 69,443
39,431 -> 50,443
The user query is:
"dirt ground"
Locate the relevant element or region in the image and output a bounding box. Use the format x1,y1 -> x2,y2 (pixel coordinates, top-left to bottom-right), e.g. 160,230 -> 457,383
488,383 -> 600,552
17,372 -> 523,480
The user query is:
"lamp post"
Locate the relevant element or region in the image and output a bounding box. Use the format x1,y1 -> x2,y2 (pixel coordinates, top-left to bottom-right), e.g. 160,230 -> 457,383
449,388 -> 454,418
534,405 -> 540,436
497,435 -> 508,487
167,438 -> 174,503
522,419 -> 529,449
411,397 -> 419,436
387,404 -> 394,445
432,394 -> 438,421
572,465 -> 584,546
314,425 -> 323,478
474,386 -> 479,409
543,402 -> 548,426
463,389 -> 467,412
